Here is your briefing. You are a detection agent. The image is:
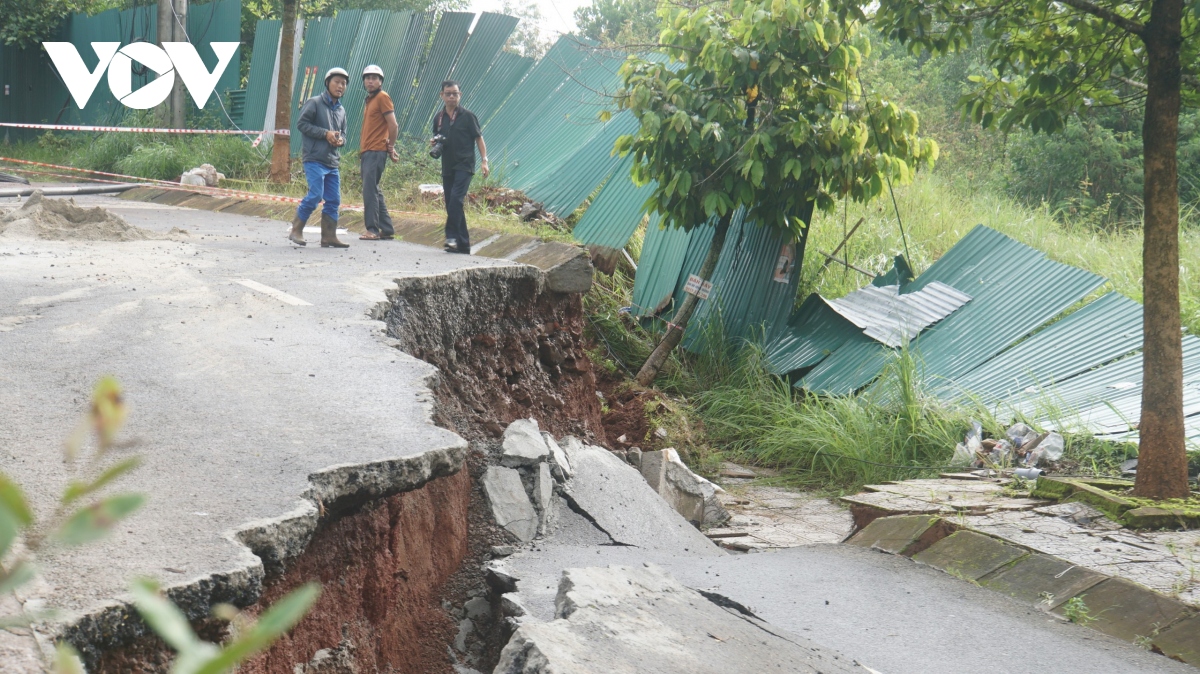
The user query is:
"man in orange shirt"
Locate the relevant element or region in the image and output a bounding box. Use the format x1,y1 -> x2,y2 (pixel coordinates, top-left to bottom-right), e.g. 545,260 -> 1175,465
359,64 -> 399,240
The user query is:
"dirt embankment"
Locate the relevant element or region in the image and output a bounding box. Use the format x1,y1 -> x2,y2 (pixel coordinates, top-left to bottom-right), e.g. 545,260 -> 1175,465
383,265 -> 605,440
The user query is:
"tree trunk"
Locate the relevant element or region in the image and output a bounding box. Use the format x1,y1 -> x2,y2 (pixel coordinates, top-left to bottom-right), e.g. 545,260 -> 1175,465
270,0 -> 298,183
1135,0 -> 1190,499
635,212 -> 733,386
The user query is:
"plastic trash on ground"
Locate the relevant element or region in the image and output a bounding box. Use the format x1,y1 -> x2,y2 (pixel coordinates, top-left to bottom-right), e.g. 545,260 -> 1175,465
1027,432 -> 1064,466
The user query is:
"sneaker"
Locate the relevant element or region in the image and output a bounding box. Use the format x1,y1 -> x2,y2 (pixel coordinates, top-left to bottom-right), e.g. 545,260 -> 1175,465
443,238 -> 457,251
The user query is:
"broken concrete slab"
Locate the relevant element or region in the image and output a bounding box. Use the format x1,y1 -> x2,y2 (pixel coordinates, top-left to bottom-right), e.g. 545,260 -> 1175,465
1051,577 -> 1190,642
1153,614 -> 1200,665
979,553 -> 1106,608
640,448 -> 730,528
561,443 -> 721,555
501,419 -> 551,467
543,432 -> 572,480
534,462 -> 555,536
483,466 -> 539,543
913,530 -> 1028,581
846,514 -> 947,555
493,564 -> 867,674
514,242 -> 593,294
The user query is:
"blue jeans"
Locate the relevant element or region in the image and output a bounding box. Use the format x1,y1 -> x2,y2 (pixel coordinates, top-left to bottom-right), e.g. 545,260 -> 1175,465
297,161 -> 340,222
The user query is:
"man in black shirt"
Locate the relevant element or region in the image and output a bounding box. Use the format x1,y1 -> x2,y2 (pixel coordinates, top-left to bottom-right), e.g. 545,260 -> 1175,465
432,80 -> 488,254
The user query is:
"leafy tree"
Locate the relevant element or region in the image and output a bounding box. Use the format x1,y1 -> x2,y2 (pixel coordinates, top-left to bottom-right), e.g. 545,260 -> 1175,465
0,0 -> 119,47
499,0 -> 552,58
574,0 -> 660,46
871,0 -> 1198,499
616,0 -> 937,385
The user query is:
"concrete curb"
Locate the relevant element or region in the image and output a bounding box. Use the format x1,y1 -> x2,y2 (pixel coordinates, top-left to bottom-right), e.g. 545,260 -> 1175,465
848,515 -> 1200,666
115,185 -> 592,285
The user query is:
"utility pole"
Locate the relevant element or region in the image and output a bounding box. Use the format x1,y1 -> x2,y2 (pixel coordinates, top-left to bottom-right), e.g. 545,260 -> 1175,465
270,0 -> 298,183
170,0 -> 188,129
156,0 -> 173,125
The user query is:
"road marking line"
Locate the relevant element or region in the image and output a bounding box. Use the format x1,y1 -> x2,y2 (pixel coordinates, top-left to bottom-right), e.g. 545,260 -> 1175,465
235,279 -> 312,306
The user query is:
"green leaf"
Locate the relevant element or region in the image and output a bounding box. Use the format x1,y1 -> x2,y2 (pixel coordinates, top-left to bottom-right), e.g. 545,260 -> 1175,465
55,494 -> 144,546
53,642 -> 84,674
598,109 -> 613,123
192,584 -> 321,674
62,458 -> 142,506
0,560 -> 35,595
131,578 -> 200,653
0,473 -> 33,527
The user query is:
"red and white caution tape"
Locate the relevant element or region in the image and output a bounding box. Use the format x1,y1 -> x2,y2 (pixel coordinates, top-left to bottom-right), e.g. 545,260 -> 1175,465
0,155 -> 436,218
0,122 -> 288,136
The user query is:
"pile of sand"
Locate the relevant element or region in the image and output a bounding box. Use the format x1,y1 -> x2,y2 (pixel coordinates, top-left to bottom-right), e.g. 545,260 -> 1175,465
0,191 -> 163,241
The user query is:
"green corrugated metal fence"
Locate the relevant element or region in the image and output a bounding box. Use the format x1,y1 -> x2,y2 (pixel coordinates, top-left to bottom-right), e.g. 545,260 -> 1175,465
399,11 -> 472,136
242,18 -> 281,132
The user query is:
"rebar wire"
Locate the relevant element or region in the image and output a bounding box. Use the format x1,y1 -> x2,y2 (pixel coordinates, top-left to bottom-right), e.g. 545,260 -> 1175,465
862,95 -> 912,264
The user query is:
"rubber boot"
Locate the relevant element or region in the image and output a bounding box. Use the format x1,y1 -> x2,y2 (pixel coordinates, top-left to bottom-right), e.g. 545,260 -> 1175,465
320,213 -> 349,248
288,214 -> 306,246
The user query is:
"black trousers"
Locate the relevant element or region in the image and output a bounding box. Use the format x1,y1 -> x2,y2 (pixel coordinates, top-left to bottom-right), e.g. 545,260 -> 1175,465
442,169 -> 472,249
360,150 -> 394,236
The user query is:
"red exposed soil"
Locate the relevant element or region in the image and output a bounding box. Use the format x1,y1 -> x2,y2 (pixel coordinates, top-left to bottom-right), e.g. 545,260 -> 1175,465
240,468 -> 471,674
385,268 -> 604,441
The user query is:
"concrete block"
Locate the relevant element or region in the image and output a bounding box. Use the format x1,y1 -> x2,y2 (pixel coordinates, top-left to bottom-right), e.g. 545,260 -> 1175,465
1153,613 -> 1200,665
514,242 -> 593,294
913,531 -> 1028,581
500,419 -> 550,467
482,466 -> 538,543
534,462 -> 555,536
980,553 -> 1106,608
1051,577 -> 1190,642
846,515 -> 944,555
564,443 -> 720,555
640,448 -> 730,528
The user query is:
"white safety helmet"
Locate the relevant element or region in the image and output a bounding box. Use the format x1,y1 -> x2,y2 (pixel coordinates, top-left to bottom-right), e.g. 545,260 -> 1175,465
362,64 -> 384,81
324,67 -> 350,87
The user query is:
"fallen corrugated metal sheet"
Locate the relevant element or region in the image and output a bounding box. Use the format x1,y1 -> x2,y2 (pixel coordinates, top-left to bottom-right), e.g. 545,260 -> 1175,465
467,51 -> 534,126
682,212 -> 807,350
944,292 -> 1143,405
571,159 -> 656,249
764,294 -> 864,374
523,110 -> 638,217
797,226 -> 1107,395
826,281 -> 971,348
447,13 -> 519,112
629,217 -> 686,317
400,11 -> 473,136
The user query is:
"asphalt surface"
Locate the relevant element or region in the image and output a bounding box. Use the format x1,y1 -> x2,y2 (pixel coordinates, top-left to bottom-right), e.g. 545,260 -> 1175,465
508,495 -> 1195,674
1,191 -> 1193,673
0,191 -> 502,623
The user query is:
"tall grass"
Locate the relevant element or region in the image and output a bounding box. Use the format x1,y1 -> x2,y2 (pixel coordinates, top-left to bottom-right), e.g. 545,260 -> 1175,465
678,337 -> 991,492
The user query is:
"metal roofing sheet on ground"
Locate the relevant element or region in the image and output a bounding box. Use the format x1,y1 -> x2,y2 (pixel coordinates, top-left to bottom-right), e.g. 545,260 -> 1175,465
764,294 -> 863,374
800,225 -> 1107,395
826,281 -> 972,348
944,292 -> 1144,405
401,11 -> 474,136
629,217 -> 687,318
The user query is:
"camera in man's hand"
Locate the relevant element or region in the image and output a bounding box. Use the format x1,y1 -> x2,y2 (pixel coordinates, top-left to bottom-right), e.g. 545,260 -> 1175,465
429,134 -> 446,159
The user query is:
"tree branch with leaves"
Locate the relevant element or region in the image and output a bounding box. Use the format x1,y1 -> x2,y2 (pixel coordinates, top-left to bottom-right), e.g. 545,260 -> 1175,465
614,0 -> 937,385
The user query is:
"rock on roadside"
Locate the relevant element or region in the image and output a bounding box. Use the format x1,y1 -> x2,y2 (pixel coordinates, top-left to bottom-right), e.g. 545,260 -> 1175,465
483,466 -> 538,543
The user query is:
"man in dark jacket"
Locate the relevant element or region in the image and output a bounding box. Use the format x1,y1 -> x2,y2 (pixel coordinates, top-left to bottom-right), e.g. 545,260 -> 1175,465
289,67 -> 350,248
432,80 -> 488,254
